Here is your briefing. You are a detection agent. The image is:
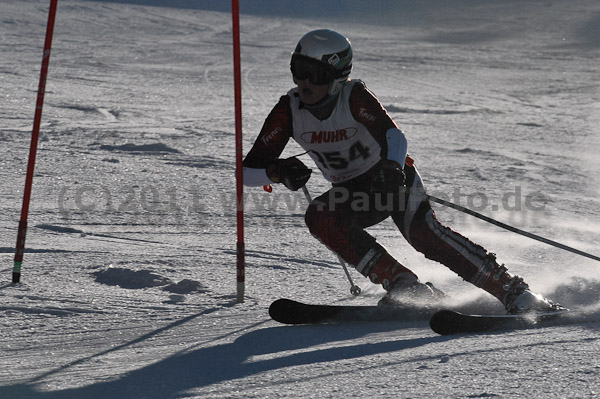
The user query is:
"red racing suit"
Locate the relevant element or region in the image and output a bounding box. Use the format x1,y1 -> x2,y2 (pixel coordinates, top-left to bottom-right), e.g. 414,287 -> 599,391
243,80 -> 520,305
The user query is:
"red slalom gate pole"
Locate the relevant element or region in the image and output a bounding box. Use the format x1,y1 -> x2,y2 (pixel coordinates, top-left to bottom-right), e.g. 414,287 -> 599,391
232,0 -> 245,303
13,0 -> 59,284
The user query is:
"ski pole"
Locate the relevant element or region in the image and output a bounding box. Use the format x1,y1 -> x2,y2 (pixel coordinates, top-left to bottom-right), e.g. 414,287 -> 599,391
302,185 -> 361,296
13,0 -> 59,283
427,194 -> 600,263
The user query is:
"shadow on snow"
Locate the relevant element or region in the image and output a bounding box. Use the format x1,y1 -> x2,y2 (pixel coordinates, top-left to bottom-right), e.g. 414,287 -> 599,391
0,316 -> 446,398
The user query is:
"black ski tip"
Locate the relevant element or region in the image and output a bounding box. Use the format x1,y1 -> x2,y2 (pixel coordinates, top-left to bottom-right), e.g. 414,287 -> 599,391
430,309 -> 514,335
268,298 -> 297,324
269,298 -> 350,324
429,309 -> 569,335
269,298 -> 334,324
430,309 -> 465,335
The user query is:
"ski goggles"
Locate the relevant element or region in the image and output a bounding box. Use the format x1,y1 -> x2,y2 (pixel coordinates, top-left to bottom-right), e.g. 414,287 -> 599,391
290,54 -> 338,85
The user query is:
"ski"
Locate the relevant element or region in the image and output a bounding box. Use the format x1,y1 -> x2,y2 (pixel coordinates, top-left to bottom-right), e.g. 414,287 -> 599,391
429,309 -> 571,335
269,298 -> 434,325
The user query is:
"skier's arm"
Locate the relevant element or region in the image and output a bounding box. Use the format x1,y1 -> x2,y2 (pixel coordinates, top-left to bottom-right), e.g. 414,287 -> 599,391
385,128 -> 408,168
243,95 -> 293,186
349,81 -> 407,166
350,81 -> 407,192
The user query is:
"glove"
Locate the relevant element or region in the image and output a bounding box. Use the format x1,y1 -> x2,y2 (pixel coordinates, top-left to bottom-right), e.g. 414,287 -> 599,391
266,157 -> 312,191
371,159 -> 405,195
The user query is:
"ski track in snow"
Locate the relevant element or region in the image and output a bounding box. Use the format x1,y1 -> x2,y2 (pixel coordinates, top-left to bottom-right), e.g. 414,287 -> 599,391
1,0 -> 599,398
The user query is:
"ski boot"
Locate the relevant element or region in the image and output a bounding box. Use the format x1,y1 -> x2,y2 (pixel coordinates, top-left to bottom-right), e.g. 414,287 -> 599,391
378,275 -> 445,308
473,254 -> 565,314
505,284 -> 565,314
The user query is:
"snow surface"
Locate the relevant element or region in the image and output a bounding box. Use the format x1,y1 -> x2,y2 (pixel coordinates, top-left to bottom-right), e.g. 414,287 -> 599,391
1,0 -> 599,397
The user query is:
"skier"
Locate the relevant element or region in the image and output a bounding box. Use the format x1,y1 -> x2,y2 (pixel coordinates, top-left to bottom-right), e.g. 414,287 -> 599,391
243,29 -> 563,314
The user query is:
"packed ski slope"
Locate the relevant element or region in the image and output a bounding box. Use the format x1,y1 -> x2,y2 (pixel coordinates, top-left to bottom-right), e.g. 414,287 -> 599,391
1,0 -> 599,397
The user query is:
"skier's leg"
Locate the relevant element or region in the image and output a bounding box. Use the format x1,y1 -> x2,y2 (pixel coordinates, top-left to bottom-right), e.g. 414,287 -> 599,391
393,165 -> 521,301
304,188 -> 417,290
393,165 -> 560,312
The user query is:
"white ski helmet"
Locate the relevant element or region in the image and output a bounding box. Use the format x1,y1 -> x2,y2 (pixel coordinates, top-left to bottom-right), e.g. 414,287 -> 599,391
291,29 -> 352,96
